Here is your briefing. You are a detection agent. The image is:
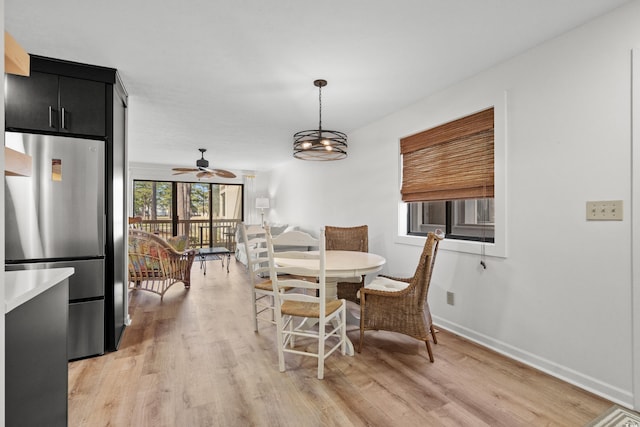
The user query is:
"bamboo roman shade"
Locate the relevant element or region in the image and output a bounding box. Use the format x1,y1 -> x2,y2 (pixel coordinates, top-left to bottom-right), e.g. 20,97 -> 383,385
400,107 -> 494,202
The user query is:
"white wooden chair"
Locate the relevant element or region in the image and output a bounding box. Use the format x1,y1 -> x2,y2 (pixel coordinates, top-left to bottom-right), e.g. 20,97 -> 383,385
240,223 -> 278,332
266,227 -> 347,379
241,224 -> 317,331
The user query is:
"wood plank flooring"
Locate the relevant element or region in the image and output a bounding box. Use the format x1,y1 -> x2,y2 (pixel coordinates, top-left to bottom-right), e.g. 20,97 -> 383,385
68,258 -> 612,426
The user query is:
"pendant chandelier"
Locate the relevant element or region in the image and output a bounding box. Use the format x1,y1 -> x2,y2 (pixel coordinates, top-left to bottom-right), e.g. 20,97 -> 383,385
293,79 -> 347,161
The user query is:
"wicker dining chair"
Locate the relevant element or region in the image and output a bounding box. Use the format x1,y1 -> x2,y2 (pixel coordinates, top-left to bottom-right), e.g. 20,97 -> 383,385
325,225 -> 368,304
358,230 -> 444,362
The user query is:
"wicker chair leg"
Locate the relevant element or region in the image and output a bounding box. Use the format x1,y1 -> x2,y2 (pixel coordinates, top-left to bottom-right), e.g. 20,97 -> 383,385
430,325 -> 438,345
425,340 -> 434,362
358,298 -> 365,353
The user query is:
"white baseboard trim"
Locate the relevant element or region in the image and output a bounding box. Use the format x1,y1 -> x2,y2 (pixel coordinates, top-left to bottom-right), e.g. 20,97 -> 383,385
433,315 -> 634,408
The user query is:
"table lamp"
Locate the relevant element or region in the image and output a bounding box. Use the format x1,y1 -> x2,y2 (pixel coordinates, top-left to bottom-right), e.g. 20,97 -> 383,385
255,197 -> 270,226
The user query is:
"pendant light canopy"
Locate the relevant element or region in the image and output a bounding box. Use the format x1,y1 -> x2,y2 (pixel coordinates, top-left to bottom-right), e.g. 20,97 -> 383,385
293,79 -> 347,161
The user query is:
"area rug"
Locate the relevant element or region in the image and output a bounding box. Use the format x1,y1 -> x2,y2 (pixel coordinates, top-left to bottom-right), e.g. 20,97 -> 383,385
586,405 -> 640,427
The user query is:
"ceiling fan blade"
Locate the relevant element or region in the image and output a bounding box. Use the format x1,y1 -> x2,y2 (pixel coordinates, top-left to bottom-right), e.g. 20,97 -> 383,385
213,169 -> 236,178
173,151 -> 235,179
196,171 -> 215,179
172,167 -> 199,172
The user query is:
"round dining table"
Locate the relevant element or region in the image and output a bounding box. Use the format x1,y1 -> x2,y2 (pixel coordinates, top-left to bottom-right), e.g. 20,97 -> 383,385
274,250 -> 386,355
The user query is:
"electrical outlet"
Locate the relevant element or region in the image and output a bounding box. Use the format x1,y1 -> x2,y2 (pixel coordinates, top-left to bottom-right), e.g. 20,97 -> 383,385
446,291 -> 454,306
586,200 -> 623,221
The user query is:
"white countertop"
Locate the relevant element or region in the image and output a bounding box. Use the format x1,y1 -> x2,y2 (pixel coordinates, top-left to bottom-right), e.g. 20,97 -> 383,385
5,268 -> 75,313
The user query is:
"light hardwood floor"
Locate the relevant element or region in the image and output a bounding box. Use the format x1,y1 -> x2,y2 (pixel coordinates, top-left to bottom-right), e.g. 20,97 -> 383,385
68,258 -> 612,426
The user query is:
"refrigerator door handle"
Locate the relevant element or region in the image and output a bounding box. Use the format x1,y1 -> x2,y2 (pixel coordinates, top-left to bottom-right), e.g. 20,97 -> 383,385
48,106 -> 55,128
103,213 -> 107,254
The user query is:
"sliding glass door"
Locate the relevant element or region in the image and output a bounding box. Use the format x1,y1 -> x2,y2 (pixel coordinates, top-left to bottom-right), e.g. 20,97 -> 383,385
133,180 -> 243,249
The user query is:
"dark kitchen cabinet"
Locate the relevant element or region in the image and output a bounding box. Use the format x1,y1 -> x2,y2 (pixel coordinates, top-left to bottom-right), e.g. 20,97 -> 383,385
4,54 -> 129,358
6,277 -> 69,427
5,70 -> 106,136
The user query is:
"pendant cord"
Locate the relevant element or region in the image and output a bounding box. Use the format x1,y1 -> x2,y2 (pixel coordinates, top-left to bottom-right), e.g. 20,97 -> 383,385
318,84 -> 323,131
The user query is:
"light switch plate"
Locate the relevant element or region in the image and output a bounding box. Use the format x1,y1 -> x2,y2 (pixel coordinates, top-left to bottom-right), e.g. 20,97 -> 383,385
586,200 -> 623,221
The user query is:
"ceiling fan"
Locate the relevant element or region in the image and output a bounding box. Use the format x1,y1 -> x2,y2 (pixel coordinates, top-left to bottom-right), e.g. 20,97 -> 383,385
172,149 -> 236,179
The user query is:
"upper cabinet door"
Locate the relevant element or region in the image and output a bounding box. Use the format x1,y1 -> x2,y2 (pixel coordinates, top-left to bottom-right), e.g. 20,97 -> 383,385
58,76 -> 106,137
5,72 -> 107,137
5,71 -> 58,133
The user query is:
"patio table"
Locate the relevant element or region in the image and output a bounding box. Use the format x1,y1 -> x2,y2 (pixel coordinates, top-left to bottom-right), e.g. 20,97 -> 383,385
198,247 -> 231,274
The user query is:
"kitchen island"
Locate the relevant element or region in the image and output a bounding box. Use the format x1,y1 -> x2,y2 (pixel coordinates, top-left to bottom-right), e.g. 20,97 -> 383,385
5,267 -> 74,427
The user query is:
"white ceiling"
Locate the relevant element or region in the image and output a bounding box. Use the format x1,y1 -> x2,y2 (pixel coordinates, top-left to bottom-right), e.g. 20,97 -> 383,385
5,0 -> 631,173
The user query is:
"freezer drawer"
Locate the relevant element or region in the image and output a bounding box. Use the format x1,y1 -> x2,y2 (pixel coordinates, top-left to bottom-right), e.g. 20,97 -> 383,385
5,258 -> 104,300
69,299 -> 104,360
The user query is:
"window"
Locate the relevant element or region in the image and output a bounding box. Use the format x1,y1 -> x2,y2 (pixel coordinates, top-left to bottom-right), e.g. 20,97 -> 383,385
132,180 -> 243,247
402,108 -> 494,242
133,181 -> 173,220
408,199 -> 494,242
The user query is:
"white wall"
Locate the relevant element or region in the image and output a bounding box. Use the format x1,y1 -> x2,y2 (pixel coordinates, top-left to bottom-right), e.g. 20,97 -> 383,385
1,1 -> 6,423
267,1 -> 640,408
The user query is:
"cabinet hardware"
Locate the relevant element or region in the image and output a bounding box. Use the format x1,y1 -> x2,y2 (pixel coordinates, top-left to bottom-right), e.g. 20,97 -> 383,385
49,106 -> 54,128
61,107 -> 66,129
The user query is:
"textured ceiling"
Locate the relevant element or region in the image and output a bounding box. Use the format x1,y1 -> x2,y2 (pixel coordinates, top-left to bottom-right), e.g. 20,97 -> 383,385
5,0 -> 631,173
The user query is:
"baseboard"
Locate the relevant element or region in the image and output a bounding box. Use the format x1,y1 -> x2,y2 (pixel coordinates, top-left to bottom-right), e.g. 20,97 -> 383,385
433,315 -> 634,408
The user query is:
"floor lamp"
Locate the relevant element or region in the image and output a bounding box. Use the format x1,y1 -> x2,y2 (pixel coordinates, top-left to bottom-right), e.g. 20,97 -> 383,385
255,197 -> 270,226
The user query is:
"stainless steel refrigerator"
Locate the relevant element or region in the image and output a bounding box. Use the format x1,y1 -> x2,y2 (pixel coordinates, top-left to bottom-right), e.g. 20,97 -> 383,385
5,131 -> 106,360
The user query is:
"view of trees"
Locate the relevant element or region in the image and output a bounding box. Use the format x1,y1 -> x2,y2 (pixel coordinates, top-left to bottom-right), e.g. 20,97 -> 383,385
133,181 -> 228,220
133,180 -> 243,246
133,181 -> 172,219
133,181 -> 241,220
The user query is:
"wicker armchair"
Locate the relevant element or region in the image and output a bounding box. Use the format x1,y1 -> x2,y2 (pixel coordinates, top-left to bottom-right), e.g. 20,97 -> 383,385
128,229 -> 197,299
325,225 -> 368,304
358,230 -> 444,362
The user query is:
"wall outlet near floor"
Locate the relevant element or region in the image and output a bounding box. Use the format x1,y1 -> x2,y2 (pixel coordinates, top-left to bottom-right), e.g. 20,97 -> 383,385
586,200 -> 623,221
446,291 -> 455,306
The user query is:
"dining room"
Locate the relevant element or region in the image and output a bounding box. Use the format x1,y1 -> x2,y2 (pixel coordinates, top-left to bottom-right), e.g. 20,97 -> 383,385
120,0 -> 640,418
5,0 -> 640,425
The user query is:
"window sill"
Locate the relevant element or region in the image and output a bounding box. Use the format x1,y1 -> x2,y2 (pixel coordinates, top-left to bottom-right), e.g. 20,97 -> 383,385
395,233 -> 506,258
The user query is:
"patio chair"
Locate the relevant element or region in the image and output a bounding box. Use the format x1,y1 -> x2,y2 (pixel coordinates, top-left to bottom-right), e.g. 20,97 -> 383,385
128,229 -> 197,299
